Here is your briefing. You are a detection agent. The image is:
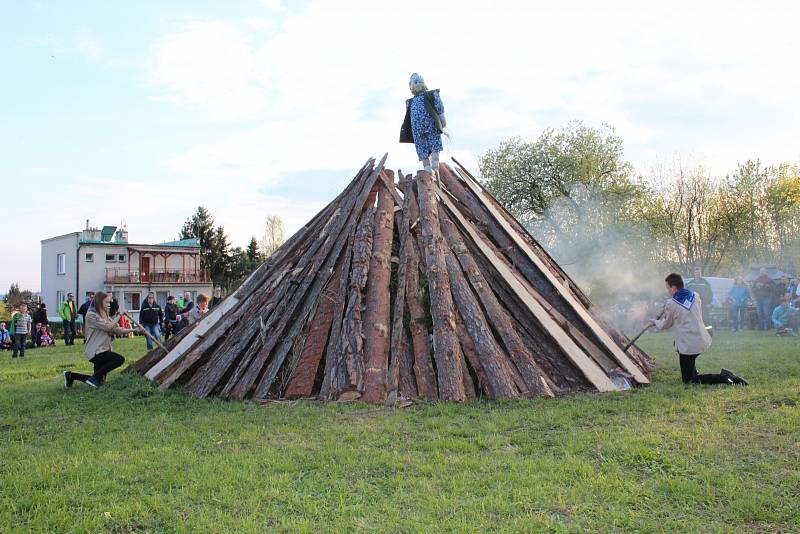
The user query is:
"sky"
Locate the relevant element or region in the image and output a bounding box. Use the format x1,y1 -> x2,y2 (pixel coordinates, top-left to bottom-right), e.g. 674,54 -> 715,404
2,0 -> 799,290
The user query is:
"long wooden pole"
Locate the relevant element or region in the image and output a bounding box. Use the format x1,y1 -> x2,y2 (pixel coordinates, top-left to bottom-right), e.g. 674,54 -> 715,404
123,312 -> 169,353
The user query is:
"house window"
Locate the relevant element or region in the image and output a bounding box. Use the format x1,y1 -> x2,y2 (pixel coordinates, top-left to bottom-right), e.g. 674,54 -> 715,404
106,254 -> 117,262
85,253 -> 94,262
57,253 -> 66,275
124,292 -> 141,311
118,254 -> 126,263
57,290 -> 66,307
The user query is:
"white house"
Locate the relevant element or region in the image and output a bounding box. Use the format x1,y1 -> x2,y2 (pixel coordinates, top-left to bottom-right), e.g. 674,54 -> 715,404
41,222 -> 212,321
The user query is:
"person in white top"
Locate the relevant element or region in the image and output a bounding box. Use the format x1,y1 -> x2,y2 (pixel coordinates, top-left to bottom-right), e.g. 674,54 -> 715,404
648,273 -> 747,386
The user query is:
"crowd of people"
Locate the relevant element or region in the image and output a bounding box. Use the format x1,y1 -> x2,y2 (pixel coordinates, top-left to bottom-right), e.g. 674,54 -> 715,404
686,267 -> 799,336
3,288 -> 220,359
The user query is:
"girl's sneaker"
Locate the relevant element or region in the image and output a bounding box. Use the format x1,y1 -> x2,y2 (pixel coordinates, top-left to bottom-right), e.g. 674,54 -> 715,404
63,371 -> 74,388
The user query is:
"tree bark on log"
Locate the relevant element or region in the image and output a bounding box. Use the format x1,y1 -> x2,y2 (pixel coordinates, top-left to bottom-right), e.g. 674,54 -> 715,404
440,210 -> 556,398
386,172 -> 413,405
330,201 -> 375,400
442,242 -> 520,398
416,171 -> 466,401
283,255 -> 347,398
204,156 -> 386,400
442,163 -> 648,384
362,177 -> 395,402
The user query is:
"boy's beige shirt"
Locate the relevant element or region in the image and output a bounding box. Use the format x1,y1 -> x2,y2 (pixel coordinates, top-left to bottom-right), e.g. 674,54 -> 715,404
654,292 -> 712,355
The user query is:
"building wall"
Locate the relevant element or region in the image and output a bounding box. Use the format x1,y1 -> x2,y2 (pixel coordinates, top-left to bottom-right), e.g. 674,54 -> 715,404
79,243 -> 129,299
40,233 -> 79,317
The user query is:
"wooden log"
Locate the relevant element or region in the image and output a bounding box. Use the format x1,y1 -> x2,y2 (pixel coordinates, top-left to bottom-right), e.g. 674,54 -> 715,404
282,254 -> 347,398
191,155 -> 385,400
319,239 -> 354,399
405,228 -> 438,400
397,324 -> 418,399
143,162 -> 368,385
153,266 -> 290,388
442,242 -> 520,398
362,177 -> 395,402
331,202 -> 376,399
454,311 -> 490,396
436,184 -> 618,392
440,210 -> 555,398
443,163 -> 649,384
416,171 -> 466,401
247,156 -> 389,400
386,172 -> 413,405
450,159 -> 588,304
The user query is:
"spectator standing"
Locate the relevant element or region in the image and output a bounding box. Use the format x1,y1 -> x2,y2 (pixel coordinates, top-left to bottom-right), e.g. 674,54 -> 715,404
209,286 -> 223,310
78,292 -> 95,343
176,292 -> 195,333
186,294 -> 209,327
59,292 -> 78,345
727,277 -> 750,332
163,296 -> 179,340
751,268 -> 775,331
33,302 -> 49,328
11,303 -> 32,358
139,291 -> 164,350
686,267 -> 714,324
788,278 -> 799,299
63,291 -> 141,389
0,322 -> 13,350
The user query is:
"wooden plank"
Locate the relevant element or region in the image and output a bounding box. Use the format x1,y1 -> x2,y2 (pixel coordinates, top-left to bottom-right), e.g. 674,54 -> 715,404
436,186 -> 618,392
416,171 -> 466,401
440,210 -> 555,397
443,243 -> 520,398
453,168 -> 649,384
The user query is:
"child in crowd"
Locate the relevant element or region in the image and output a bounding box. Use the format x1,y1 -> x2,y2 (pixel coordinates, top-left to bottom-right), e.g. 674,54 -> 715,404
648,273 -> 747,385
10,304 -> 33,358
0,322 -> 12,350
39,326 -> 55,347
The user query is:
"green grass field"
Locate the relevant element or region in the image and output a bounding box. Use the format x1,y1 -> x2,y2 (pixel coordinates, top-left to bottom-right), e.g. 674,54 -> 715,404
1,331 -> 798,533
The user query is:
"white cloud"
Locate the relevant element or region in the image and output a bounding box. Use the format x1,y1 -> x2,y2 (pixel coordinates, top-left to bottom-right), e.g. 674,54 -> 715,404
75,30 -> 105,62
141,0 -> 800,247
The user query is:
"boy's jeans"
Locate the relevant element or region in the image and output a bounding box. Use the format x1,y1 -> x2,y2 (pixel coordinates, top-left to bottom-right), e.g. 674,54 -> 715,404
12,333 -> 26,357
142,323 -> 161,350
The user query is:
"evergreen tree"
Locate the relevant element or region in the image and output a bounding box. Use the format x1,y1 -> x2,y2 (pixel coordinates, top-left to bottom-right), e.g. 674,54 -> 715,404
210,226 -> 230,286
246,236 -> 260,265
180,206 -> 216,270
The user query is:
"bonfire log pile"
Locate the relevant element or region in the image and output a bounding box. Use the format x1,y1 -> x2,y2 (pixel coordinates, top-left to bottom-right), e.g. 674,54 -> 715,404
130,156 -> 652,402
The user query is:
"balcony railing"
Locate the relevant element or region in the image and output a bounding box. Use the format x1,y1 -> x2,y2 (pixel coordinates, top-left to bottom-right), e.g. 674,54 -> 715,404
105,268 -> 211,284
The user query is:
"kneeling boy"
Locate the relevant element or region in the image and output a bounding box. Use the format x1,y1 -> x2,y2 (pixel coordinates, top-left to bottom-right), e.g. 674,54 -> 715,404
649,273 -> 747,385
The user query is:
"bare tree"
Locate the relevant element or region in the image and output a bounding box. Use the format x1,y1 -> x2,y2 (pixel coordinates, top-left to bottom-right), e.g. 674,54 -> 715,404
260,215 -> 286,258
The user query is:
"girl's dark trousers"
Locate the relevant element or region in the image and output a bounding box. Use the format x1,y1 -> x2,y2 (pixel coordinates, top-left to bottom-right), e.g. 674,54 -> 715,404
70,351 -> 125,383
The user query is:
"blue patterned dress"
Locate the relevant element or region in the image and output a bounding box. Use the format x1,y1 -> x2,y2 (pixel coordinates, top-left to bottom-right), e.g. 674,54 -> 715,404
408,89 -> 444,160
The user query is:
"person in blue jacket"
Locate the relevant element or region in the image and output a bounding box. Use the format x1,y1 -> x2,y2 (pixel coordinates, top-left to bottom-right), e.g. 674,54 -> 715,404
400,73 -> 448,175
771,298 -> 798,336
727,277 -> 750,331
